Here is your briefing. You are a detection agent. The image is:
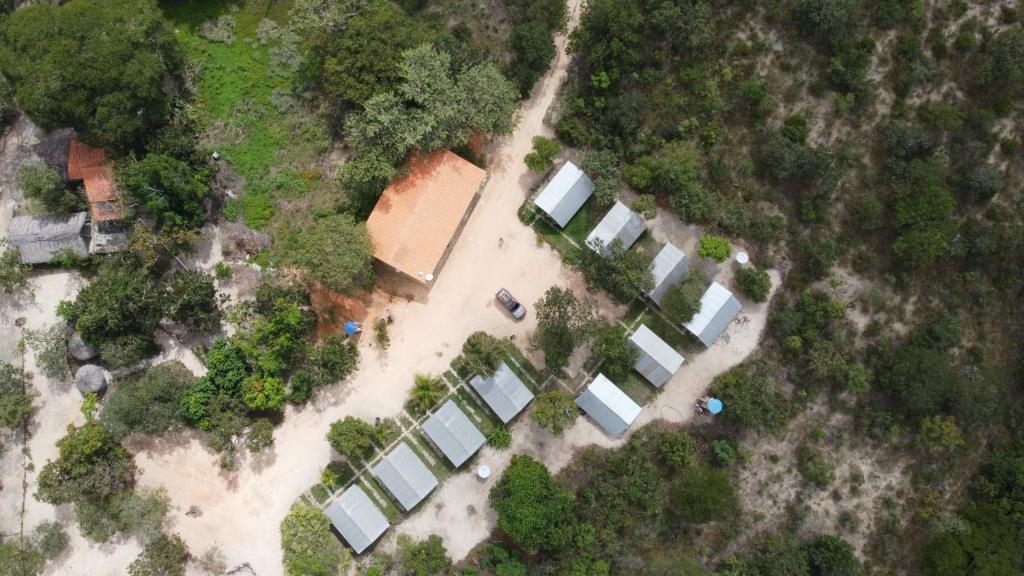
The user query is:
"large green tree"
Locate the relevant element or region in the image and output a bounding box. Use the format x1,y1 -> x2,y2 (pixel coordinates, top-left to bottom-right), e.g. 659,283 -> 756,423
0,0 -> 180,152
69,263 -> 163,362
490,455 -> 575,554
119,154 -> 208,230
280,503 -> 347,576
529,286 -> 596,370
100,362 -> 194,440
290,214 -> 374,296
36,421 -> 135,505
0,361 -> 32,430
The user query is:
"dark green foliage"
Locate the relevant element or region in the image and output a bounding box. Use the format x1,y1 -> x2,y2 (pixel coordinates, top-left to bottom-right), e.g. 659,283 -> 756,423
36,421 -> 135,505
120,154 -> 208,230
69,263 -> 163,364
280,503 -> 345,576
337,150 -> 397,219
246,417 -> 274,452
396,535 -> 451,576
711,362 -> 793,430
164,270 -> 221,333
307,334 -> 359,386
461,332 -> 505,377
889,158 -> 956,269
480,544 -> 527,576
530,391 -> 579,434
524,136 -> 561,172
100,362 -> 194,440
735,267 -> 772,302
327,416 -> 375,460
0,0 -> 180,152
804,535 -> 861,576
487,426 -> 513,449
33,521 -> 69,559
793,0 -> 863,48
658,430 -> 696,470
490,455 -> 575,554
17,164 -> 84,214
671,466 -> 739,523
529,286 -> 596,370
506,0 -> 566,95
875,343 -> 962,421
754,536 -> 811,576
579,149 -> 621,208
0,248 -> 29,294
796,445 -> 835,488
291,214 -> 375,296
128,533 -> 188,576
594,324 -> 638,380
966,27 -> 1024,114
782,114 -> 809,144
577,238 -> 655,303
627,141 -> 707,222
0,538 -> 44,576
661,269 -> 708,324
314,0 -> 433,107
0,361 -> 32,430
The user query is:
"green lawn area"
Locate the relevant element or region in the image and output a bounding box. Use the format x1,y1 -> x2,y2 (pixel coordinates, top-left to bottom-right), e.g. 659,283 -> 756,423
617,370 -> 657,406
636,308 -> 702,356
310,483 -> 331,504
159,0 -> 329,236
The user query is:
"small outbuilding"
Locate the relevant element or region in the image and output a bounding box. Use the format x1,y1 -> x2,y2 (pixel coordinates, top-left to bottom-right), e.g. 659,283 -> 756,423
575,373 -> 642,438
372,442 -> 438,512
683,281 -> 742,347
7,212 -> 89,264
469,362 -> 534,424
533,161 -> 594,228
421,400 -> 486,468
647,243 -> 690,306
629,324 -> 684,388
324,485 -> 389,554
74,364 -> 107,396
586,201 -> 645,256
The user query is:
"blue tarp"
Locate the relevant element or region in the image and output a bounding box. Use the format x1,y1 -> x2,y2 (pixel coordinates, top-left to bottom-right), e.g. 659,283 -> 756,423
708,398 -> 723,415
344,321 -> 359,335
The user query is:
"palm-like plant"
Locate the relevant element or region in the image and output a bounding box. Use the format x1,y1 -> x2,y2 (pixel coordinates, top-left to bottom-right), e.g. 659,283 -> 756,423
410,373 -> 446,413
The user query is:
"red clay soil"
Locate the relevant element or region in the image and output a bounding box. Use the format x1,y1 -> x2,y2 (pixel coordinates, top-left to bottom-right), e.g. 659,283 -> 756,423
307,279 -> 371,338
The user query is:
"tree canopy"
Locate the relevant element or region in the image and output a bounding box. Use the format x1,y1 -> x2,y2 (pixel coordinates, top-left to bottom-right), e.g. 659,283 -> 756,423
290,214 -> 375,296
0,0 -> 180,152
490,455 -> 575,554
280,503 -> 348,576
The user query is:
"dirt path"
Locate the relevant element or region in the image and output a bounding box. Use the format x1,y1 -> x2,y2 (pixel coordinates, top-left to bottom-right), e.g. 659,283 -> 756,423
131,2 -> 594,572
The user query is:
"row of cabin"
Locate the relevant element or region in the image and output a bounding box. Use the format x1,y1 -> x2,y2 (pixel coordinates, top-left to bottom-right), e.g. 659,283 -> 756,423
7,137 -> 129,264
533,161 -> 743,347
323,362 -> 535,554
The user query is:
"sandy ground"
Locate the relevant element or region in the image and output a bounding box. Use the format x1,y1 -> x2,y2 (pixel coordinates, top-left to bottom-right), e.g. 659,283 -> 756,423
1,0 -> 779,572
0,271 -> 144,575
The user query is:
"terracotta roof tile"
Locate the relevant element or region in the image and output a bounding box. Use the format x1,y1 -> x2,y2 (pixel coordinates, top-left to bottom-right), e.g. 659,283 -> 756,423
66,138 -> 126,221
366,150 -> 486,283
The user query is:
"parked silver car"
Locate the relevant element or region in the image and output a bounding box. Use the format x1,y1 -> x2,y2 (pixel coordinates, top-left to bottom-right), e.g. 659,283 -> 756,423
496,288 -> 526,320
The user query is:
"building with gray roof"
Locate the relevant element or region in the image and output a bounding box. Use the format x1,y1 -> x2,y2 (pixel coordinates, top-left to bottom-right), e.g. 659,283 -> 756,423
324,485 -> 389,554
586,201 -> 645,256
469,362 -> 534,423
648,243 -> 690,306
372,442 -> 438,511
422,400 -> 485,468
575,373 -> 642,438
629,324 -> 685,388
7,212 -> 88,264
533,161 -> 594,228
683,281 -> 742,347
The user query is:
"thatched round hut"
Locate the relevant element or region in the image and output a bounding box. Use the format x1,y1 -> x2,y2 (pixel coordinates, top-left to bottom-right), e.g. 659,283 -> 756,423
68,332 -> 99,362
74,364 -> 107,396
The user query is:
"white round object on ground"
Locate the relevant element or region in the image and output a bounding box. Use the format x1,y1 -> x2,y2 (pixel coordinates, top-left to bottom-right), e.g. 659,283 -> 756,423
425,273 -> 434,282
736,251 -> 750,265
477,465 -> 491,479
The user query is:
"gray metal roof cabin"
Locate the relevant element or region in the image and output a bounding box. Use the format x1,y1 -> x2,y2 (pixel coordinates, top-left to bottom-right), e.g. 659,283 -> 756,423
586,201 -> 645,255
469,362 -> 534,423
421,400 -> 486,468
683,281 -> 742,347
575,373 -> 642,437
324,485 -> 389,554
372,442 -> 438,512
7,212 -> 88,264
533,161 -> 594,228
648,243 -> 690,306
629,324 -> 685,388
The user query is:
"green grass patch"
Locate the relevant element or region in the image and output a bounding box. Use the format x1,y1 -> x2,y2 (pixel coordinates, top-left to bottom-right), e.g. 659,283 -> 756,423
500,342 -> 545,389
637,308 -> 701,356
359,477 -> 404,523
324,460 -> 356,491
617,370 -> 657,406
409,432 -> 455,477
310,483 -> 331,504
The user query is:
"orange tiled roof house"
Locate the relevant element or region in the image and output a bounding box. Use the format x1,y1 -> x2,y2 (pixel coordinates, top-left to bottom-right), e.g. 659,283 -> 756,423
66,138 -> 130,253
366,150 -> 488,285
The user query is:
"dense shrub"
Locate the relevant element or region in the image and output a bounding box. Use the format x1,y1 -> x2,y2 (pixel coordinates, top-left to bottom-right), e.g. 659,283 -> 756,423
490,455 -> 575,554
672,466 -> 739,523
100,362 -> 194,440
